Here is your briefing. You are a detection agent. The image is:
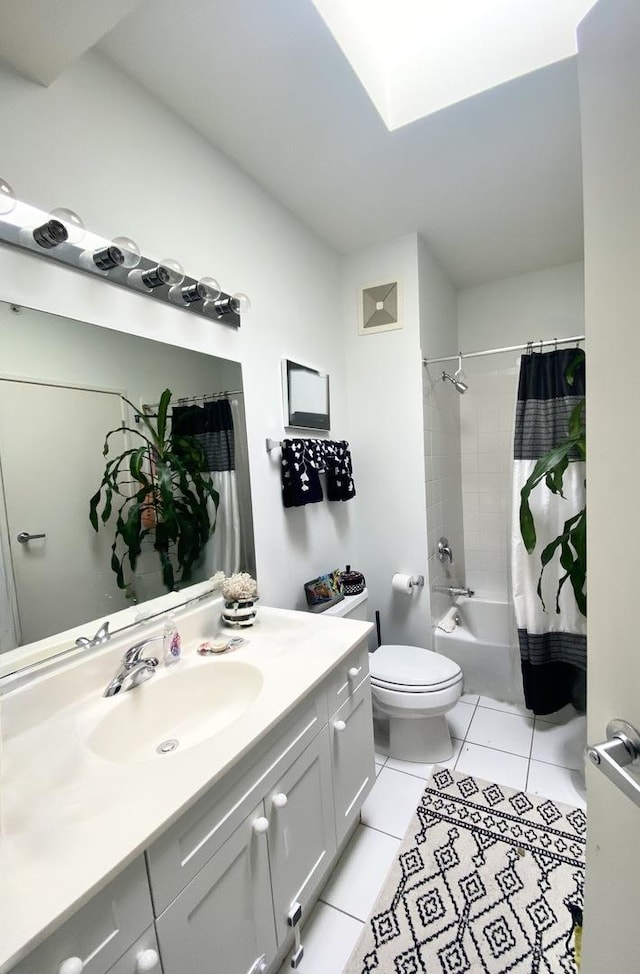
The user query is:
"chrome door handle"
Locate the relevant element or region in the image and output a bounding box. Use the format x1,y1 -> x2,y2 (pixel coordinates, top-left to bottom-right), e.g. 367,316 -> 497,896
587,719 -> 640,808
16,531 -> 46,543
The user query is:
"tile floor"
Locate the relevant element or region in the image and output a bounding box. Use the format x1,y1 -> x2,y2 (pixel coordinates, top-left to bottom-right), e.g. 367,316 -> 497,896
279,693 -> 587,974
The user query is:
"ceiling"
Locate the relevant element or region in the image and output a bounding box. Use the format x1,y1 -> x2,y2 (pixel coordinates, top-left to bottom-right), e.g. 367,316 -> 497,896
1,0 -> 585,287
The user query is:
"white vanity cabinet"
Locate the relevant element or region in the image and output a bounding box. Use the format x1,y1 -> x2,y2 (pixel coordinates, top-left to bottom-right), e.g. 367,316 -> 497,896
7,634 -> 374,974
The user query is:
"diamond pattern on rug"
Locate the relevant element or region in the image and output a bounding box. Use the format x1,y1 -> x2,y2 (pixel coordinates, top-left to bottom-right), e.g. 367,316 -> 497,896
344,768 -> 585,974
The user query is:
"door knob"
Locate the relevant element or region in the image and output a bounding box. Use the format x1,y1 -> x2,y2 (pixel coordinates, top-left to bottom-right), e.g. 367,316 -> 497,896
587,719 -> 640,808
252,816 -> 270,834
17,531 -> 46,544
348,666 -> 362,678
333,719 -> 347,732
272,792 -> 288,808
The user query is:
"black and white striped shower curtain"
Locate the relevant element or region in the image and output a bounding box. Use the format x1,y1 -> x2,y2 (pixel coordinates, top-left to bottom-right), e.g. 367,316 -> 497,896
172,399 -> 241,575
511,348 -> 586,715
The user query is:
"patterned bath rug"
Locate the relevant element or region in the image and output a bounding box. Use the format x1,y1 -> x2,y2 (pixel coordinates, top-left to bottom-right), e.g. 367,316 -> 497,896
344,767 -> 586,974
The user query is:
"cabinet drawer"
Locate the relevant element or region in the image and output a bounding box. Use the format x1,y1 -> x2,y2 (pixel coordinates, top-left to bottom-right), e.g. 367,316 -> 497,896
325,639 -> 370,714
11,857 -> 153,974
146,692 -> 327,915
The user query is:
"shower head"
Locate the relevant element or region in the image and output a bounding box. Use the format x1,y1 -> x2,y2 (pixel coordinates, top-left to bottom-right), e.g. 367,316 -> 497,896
441,370 -> 468,394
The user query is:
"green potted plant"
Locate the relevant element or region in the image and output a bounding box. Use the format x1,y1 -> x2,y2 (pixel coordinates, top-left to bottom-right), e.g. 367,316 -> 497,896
90,389 -> 219,593
519,365 -> 586,617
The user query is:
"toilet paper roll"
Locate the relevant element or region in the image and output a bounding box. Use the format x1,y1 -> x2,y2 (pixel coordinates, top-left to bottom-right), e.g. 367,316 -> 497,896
392,573 -> 414,594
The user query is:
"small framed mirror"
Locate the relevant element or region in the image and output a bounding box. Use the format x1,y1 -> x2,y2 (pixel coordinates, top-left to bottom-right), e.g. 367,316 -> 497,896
282,359 -> 330,431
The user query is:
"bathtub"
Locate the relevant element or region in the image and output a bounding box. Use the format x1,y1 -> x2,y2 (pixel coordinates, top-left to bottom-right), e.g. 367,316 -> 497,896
433,597 -> 524,705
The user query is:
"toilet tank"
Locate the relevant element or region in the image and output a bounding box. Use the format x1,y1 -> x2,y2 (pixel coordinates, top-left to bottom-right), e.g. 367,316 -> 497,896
319,589 -> 368,621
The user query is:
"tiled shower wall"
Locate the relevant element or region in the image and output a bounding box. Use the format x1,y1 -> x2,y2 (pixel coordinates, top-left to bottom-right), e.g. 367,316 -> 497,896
456,262 -> 585,601
422,364 -> 465,625
458,353 -> 520,599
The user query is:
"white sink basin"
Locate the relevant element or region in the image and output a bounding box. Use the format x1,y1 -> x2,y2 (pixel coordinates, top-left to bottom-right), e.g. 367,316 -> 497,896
86,661 -> 263,763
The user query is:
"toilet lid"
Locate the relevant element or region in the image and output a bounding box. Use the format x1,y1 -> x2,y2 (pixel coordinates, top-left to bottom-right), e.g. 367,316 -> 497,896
369,644 -> 462,689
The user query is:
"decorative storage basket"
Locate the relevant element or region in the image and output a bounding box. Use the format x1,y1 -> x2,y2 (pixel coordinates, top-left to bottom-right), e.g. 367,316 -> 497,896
221,597 -> 259,628
339,565 -> 365,596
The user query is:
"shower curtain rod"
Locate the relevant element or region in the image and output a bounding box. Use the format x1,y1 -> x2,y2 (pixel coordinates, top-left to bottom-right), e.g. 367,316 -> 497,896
422,334 -> 585,366
142,389 -> 243,412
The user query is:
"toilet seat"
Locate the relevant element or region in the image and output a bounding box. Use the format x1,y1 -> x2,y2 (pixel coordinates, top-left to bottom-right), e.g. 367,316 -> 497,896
369,644 -> 462,692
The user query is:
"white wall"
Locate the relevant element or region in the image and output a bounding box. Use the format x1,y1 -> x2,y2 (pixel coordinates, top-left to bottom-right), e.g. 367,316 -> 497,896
418,236 -> 465,631
0,50 -> 359,612
456,262 -> 585,597
342,234 -> 429,647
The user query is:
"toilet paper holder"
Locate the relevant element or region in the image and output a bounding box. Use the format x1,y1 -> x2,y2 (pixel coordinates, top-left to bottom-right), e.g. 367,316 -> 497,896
392,573 -> 425,593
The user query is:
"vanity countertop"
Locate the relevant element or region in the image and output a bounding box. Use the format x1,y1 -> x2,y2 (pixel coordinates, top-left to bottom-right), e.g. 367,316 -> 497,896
0,604 -> 372,974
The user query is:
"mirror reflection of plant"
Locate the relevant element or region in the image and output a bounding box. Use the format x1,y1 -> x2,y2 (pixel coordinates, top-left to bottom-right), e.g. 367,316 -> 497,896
90,389 -> 219,593
519,352 -> 586,617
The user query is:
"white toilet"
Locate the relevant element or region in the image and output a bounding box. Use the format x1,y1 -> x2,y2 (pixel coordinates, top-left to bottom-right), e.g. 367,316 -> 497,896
322,589 -> 463,763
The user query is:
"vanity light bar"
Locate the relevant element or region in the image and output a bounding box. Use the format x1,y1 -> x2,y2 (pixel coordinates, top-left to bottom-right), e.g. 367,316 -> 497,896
0,179 -> 247,328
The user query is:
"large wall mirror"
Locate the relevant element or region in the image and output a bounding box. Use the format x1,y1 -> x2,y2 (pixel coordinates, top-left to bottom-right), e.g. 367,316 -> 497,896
0,299 -> 255,670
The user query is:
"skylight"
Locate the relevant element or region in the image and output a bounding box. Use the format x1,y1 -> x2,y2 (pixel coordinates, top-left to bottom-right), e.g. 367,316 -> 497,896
311,0 -> 597,130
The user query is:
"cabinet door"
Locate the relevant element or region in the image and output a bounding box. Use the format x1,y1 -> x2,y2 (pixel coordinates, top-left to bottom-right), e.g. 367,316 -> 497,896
155,802 -> 277,974
330,678 -> 376,847
266,726 -> 336,945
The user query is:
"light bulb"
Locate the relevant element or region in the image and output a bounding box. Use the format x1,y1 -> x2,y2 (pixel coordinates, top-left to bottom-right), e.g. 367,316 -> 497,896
210,291 -> 251,317
159,258 -> 184,286
48,207 -> 85,244
111,236 -> 141,269
171,275 -> 222,306
129,264 -> 171,291
199,277 -> 221,300
231,292 -> 251,314
0,177 -> 16,216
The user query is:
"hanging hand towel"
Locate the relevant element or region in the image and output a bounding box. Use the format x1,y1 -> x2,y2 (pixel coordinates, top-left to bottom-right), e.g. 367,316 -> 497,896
281,439 -> 323,507
325,440 -> 356,502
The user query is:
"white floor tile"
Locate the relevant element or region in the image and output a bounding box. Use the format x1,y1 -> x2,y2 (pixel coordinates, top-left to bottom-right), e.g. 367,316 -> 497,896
527,760 -> 587,810
386,739 -> 463,779
375,762 -> 383,777
478,696 -> 532,718
466,707 -> 534,757
531,715 -> 587,771
460,693 -> 480,705
278,902 -> 363,974
320,824 -> 400,921
360,766 -> 426,838
447,700 -> 476,740
455,742 -> 529,791
535,704 -> 581,726
374,751 -> 388,765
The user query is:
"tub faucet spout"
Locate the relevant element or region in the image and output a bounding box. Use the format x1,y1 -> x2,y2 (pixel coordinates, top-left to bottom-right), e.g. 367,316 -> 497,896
448,586 -> 474,598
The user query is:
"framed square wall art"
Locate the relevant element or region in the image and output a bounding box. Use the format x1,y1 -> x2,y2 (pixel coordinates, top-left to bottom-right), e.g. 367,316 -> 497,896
359,279 -> 402,335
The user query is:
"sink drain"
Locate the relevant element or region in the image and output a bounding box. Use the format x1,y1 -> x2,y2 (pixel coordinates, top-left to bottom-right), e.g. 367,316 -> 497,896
156,739 -> 180,754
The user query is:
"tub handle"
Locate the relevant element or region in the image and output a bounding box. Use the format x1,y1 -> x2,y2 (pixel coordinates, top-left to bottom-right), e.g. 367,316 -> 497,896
437,537 -> 453,563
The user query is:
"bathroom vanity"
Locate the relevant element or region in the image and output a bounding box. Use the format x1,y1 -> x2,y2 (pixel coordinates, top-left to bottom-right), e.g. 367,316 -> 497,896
0,601 -> 374,974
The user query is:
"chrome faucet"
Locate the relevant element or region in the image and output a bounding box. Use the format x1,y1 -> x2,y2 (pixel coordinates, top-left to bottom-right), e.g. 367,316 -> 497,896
437,538 -> 453,563
103,636 -> 161,697
75,620 -> 111,648
447,586 -> 475,598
